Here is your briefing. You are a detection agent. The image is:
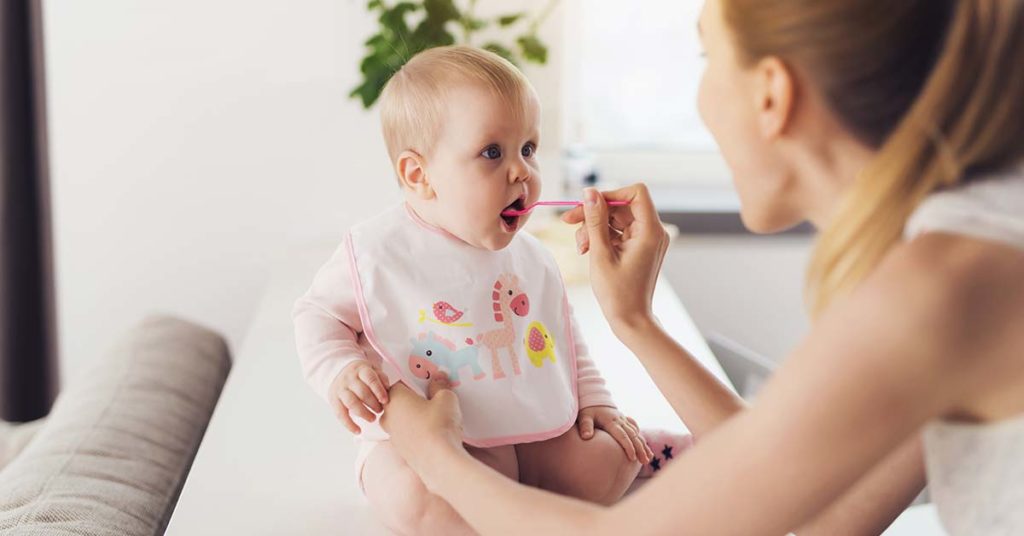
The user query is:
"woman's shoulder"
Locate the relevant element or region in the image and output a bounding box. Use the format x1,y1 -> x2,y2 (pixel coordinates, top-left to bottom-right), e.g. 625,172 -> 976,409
862,231 -> 1024,366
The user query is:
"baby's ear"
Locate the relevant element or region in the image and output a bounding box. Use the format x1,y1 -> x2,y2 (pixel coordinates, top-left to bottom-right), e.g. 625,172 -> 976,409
396,150 -> 434,200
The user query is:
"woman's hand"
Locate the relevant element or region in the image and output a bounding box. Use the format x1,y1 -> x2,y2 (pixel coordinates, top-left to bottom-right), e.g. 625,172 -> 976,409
380,376 -> 468,479
562,184 -> 671,336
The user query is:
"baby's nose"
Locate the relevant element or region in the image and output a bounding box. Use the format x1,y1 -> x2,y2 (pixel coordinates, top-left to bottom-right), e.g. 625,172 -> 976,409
508,162 -> 532,183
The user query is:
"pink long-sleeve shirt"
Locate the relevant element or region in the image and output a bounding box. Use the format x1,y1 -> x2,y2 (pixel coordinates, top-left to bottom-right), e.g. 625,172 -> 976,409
293,241 -> 617,415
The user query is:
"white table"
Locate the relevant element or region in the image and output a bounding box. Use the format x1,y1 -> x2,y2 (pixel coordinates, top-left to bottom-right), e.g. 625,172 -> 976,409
167,244 -> 729,534
167,245 -> 942,535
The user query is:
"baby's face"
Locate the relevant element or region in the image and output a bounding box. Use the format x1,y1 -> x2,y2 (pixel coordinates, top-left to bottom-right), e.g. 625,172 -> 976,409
418,84 -> 541,251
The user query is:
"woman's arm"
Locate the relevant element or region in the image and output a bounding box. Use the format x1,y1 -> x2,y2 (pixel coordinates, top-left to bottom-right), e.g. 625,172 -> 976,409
563,186 -> 938,534
796,437 -> 926,536
384,230 -> 981,535
617,320 -> 745,437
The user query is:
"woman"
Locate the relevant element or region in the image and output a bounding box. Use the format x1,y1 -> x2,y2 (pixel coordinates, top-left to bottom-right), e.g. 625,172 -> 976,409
381,0 -> 1024,534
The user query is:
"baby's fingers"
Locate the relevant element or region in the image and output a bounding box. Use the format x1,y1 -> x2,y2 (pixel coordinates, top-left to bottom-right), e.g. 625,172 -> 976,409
352,382 -> 383,415
331,394 -> 361,434
359,367 -> 389,406
341,389 -> 377,423
623,417 -> 652,460
578,413 -> 595,440
628,426 -> 651,464
609,423 -> 638,461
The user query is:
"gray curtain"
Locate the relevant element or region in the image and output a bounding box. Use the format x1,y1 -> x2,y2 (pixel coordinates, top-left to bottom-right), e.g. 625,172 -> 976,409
0,0 -> 58,422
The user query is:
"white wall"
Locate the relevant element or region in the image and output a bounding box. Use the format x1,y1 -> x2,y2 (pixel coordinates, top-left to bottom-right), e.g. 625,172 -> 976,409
664,235 -> 812,363
42,0 -> 564,381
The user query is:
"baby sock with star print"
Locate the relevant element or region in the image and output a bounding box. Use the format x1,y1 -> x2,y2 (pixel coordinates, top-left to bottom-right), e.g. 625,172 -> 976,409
637,429 -> 694,478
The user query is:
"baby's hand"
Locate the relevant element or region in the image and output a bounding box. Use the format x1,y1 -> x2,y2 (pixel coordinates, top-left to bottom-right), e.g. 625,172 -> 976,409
329,361 -> 390,434
578,406 -> 653,464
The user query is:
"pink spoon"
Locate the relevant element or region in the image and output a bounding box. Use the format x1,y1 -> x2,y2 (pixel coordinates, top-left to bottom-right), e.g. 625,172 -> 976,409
501,200 -> 630,217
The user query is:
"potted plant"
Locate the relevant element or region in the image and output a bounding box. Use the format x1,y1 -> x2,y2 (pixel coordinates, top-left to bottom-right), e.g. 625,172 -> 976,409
351,0 -> 560,108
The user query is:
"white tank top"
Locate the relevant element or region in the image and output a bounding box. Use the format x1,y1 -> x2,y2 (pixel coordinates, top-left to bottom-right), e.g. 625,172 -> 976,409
903,162 -> 1024,536
346,203 -> 579,448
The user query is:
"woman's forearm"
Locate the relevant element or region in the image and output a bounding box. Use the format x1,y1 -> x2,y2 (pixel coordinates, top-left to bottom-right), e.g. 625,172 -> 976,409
796,437 -> 926,536
615,318 -> 745,437
422,444 -> 607,535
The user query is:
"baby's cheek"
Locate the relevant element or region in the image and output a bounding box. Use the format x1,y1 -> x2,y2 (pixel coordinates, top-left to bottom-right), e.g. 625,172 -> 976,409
464,189 -> 500,219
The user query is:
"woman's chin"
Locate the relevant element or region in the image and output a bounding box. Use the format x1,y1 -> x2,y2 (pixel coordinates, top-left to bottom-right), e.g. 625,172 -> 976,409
739,208 -> 804,235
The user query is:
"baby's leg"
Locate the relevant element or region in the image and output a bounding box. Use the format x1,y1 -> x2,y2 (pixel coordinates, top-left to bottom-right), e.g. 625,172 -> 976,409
362,441 -> 518,535
515,424 -> 641,506
362,441 -> 473,535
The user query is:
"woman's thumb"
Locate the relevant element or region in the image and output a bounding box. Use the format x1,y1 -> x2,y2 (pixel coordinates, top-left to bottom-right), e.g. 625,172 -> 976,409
426,373 -> 453,400
582,188 -> 611,253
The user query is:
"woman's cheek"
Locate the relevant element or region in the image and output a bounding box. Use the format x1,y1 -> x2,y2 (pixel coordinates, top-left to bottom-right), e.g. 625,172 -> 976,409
697,68 -> 728,143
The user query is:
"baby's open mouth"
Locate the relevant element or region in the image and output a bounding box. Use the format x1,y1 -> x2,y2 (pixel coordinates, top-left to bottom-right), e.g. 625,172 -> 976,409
500,196 -> 525,231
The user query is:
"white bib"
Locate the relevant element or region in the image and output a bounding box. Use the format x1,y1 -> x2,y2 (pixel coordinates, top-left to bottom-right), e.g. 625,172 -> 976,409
346,204 -> 579,447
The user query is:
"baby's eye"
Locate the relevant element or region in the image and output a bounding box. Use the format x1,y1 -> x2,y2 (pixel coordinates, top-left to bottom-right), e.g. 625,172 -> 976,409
481,145 -> 502,160
521,143 -> 536,158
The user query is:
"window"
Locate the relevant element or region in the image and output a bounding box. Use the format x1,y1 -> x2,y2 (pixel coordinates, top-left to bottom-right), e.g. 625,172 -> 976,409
562,0 -> 736,211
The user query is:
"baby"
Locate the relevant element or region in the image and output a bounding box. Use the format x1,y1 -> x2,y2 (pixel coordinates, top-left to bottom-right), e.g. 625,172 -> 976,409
293,46 -> 690,534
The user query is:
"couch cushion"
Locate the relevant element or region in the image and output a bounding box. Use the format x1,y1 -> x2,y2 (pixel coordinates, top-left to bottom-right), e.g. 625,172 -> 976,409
0,316 -> 231,535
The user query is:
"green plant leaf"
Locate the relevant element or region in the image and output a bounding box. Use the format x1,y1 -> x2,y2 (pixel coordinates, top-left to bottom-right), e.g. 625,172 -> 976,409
379,2 -> 418,40
497,13 -> 526,27
460,16 -> 488,32
412,15 -> 457,50
423,0 -> 460,22
349,65 -> 394,108
351,0 -> 556,108
517,34 -> 548,64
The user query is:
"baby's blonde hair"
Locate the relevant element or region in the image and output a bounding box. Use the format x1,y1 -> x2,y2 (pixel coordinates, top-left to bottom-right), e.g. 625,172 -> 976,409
378,46 -> 536,165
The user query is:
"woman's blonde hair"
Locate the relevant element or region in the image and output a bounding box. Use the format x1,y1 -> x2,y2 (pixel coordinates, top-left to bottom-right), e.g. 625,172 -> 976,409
378,46 -> 535,165
722,0 -> 1024,314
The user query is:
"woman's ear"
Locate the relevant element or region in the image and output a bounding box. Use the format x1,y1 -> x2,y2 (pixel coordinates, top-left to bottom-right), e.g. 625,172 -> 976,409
754,56 -> 795,141
396,150 -> 434,199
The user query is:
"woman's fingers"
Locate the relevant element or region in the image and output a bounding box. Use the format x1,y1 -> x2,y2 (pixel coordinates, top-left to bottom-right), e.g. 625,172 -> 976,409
581,188 -> 613,258
564,183 -> 663,257
575,223 -> 627,255
379,382 -> 417,434
426,374 -> 452,399
561,184 -> 641,223
575,225 -> 589,254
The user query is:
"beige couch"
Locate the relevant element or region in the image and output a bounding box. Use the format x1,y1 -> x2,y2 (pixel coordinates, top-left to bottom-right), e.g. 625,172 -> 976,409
0,316 -> 231,535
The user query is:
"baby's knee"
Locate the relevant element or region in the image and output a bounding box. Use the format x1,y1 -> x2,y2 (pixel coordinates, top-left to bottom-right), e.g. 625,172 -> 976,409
569,431 -> 641,505
595,441 -> 642,505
